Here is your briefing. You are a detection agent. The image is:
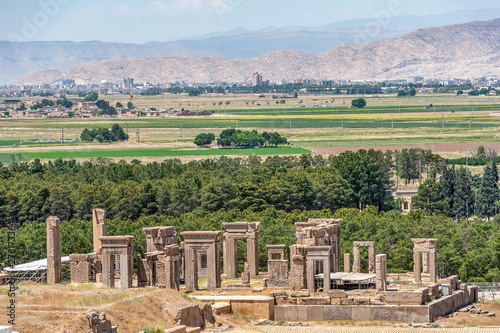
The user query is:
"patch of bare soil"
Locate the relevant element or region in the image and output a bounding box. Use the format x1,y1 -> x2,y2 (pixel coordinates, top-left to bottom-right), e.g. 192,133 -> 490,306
312,142 -> 500,155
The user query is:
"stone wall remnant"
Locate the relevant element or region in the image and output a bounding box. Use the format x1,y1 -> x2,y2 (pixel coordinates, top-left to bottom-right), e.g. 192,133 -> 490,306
267,245 -> 289,287
376,254 -> 387,292
86,311 -> 117,333
93,209 -> 106,255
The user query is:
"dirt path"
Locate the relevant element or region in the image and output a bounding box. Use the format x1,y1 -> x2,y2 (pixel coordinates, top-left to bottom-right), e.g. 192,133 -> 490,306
0,141 -> 195,152
312,142 -> 500,155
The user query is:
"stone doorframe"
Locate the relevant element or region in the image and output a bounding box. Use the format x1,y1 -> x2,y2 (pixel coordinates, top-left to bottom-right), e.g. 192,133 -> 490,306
352,241 -> 376,273
99,236 -> 134,289
181,231 -> 221,291
222,222 -> 259,279
306,246 -> 333,292
412,238 -> 438,283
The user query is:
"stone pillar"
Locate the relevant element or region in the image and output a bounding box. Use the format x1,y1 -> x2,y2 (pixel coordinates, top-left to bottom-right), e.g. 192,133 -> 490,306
185,247 -> 198,291
223,235 -> 238,279
429,250 -> 437,283
423,252 -> 430,274
376,254 -> 387,292
352,244 -> 360,273
93,209 -> 106,255
206,241 -> 220,291
413,251 -> 421,283
307,258 -> 315,293
323,258 -> 331,292
247,228 -> 259,278
46,216 -> 61,285
368,243 -> 376,273
289,245 -> 306,291
103,253 -> 114,288
344,253 -> 351,273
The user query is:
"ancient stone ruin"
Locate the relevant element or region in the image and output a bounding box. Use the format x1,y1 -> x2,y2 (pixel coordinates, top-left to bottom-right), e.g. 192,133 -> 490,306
352,241 -> 376,273
70,253 -> 98,283
222,222 -> 259,279
412,238 -> 438,283
86,311 -> 117,333
181,231 -> 221,291
60,210 -> 480,325
46,216 -> 61,285
99,236 -> 134,289
266,245 -> 289,287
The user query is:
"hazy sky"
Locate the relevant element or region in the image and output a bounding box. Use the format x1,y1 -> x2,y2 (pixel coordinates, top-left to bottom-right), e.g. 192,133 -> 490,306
2,0 -> 500,43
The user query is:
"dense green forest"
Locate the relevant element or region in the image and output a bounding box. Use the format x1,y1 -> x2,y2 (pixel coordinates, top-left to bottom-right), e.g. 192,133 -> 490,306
0,150 -> 499,282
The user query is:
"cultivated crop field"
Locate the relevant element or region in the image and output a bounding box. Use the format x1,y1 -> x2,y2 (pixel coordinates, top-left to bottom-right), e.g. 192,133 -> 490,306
1,93 -> 500,162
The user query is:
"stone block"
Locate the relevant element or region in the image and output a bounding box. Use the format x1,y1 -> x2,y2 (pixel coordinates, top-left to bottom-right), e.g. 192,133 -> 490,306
427,283 -> 441,299
324,306 -> 352,320
212,302 -> 231,315
384,289 -> 428,305
296,297 -> 330,305
341,298 -> 355,305
186,328 -> 201,333
353,297 -> 370,305
352,306 -> 372,321
328,290 -> 347,298
290,290 -> 310,298
164,327 -> 186,333
330,297 -> 341,304
307,306 -> 325,321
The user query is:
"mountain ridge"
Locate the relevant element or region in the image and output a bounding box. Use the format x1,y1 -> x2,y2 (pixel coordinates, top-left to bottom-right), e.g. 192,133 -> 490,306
14,19 -> 500,85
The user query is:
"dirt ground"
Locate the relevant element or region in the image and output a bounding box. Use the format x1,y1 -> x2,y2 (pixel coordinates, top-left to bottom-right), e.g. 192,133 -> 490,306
312,142 -> 500,155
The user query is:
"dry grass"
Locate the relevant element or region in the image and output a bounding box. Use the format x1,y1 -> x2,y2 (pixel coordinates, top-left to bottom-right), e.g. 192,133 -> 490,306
437,301 -> 500,327
0,282 -> 194,333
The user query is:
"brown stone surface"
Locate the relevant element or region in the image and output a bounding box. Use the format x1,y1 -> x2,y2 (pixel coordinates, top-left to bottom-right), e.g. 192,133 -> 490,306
212,302 -> 231,315
69,253 -> 97,284
164,326 -> 186,333
241,262 -> 250,284
376,254 -> 387,292
328,290 -> 347,298
86,311 -> 117,333
93,209 -> 106,255
46,216 -> 61,285
352,241 -> 376,273
296,297 -> 331,305
384,288 -> 429,305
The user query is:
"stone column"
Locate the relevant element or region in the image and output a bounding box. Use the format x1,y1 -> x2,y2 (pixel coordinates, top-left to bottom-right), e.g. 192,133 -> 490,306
376,254 -> 387,292
323,258 -> 331,292
247,231 -> 259,278
185,248 -> 198,291
344,253 -> 351,273
103,254 -> 114,288
46,216 -> 61,285
368,243 -> 376,273
93,209 -> 106,254
429,250 -> 437,283
289,245 -> 306,291
307,258 -> 315,293
413,251 -> 421,283
223,235 -> 238,279
352,244 -> 361,273
207,242 -> 221,291
120,253 -> 133,289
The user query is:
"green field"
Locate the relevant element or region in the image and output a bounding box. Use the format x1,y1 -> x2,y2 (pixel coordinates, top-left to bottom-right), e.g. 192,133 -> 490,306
19,147 -> 311,160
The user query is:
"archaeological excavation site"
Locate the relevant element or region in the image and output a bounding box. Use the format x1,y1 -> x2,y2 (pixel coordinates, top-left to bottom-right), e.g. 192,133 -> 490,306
3,209 -> 492,333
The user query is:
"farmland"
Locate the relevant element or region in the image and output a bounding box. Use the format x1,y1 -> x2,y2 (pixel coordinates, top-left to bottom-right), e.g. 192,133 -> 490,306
1,93 -> 500,162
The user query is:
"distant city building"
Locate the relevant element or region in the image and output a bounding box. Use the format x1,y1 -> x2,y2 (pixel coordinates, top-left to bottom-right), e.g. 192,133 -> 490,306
252,72 -> 263,86
62,79 -> 75,87
123,77 -> 134,89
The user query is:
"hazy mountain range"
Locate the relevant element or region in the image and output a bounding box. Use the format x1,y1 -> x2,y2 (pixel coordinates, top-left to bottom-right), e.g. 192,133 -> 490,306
15,18 -> 500,85
2,9 -> 500,84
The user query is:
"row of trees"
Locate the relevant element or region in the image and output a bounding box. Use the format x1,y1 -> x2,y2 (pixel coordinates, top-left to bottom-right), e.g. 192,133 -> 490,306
80,124 -> 129,142
413,161 -> 499,220
194,130 -> 288,148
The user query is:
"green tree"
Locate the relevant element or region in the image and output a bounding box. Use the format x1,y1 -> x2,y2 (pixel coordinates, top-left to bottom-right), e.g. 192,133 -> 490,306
457,90 -> 464,95
476,161 -> 500,219
397,90 -> 407,97
127,101 -> 136,109
409,88 -> 416,96
351,98 -> 366,108
412,179 -> 450,216
452,166 -> 475,219
84,92 -> 98,101
116,102 -> 123,108
330,149 -> 392,210
194,133 -> 215,147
